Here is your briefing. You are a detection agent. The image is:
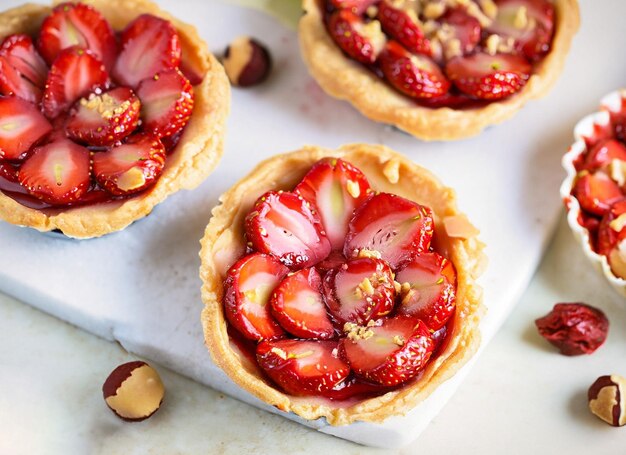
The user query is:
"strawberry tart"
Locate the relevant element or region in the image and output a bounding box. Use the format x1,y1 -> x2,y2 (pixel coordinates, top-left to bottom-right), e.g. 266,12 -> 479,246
0,0 -> 229,238
200,144 -> 485,424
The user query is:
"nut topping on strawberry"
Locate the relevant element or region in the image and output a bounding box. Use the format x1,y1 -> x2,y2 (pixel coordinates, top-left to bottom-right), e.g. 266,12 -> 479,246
573,171 -> 623,217
295,157 -> 371,250
37,2 -> 117,70
136,69 -> 194,138
66,87 -> 141,146
344,192 -> 434,269
0,97 -> 52,161
379,41 -> 450,99
224,253 -> 289,342
377,0 -> 431,56
323,257 -> 396,326
436,8 -> 482,60
246,191 -> 332,269
92,133 -> 166,196
584,139 -> 626,173
395,252 -> 457,330
113,14 -> 182,89
18,139 -> 91,205
328,10 -> 386,65
256,339 -> 350,395
445,52 -> 531,100
339,316 -> 434,386
270,268 -> 335,339
0,34 -> 48,104
42,46 -> 109,119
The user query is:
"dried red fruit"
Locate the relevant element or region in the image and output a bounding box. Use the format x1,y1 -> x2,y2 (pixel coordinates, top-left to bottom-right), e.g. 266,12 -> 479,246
535,303 -> 609,356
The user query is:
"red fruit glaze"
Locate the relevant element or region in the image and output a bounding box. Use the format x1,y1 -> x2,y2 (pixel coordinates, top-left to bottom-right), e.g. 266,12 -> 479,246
256,339 -> 350,395
295,157 -> 371,250
327,9 -> 385,65
329,0 -> 378,15
573,171 -> 623,217
395,252 -> 457,330
0,34 -> 48,103
269,268 -> 335,340
245,191 -> 332,269
377,0 -> 430,56
0,97 -> 52,161
340,316 -> 434,386
224,253 -> 289,341
440,8 -> 481,57
584,139 -> 626,172
92,133 -> 166,196
323,257 -> 396,326
344,192 -> 434,269
597,199 -> 626,257
113,14 -> 181,89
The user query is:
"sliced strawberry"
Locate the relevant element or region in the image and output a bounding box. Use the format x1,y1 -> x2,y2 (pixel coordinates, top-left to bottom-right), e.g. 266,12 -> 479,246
112,14 -> 181,89
92,133 -> 166,196
327,10 -> 386,65
256,339 -> 350,395
37,2 -> 117,70
295,157 -> 371,250
322,257 -> 395,326
445,52 -> 531,100
0,34 -> 48,103
488,0 -> 555,60
66,87 -> 141,146
0,161 -> 18,183
269,268 -> 335,339
597,199 -> 626,257
329,0 -> 378,15
344,192 -> 434,270
0,97 -> 52,161
377,0 -> 430,55
18,139 -> 91,205
136,69 -> 194,138
339,316 -> 434,386
440,7 -> 481,57
224,253 -> 289,341
42,46 -> 109,119
321,375 -> 392,401
245,191 -> 332,269
316,250 -> 348,273
584,139 -> 626,172
573,171 -> 623,217
395,252 -> 457,330
379,41 -> 450,99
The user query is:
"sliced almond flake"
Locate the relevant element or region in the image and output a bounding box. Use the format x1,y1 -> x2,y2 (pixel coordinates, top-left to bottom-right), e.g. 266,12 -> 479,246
443,214 -> 480,238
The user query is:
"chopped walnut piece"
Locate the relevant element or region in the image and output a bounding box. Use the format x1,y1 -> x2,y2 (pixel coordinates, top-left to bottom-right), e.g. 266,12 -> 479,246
485,34 -> 500,55
479,0 -> 498,19
359,20 -> 387,56
270,347 -> 288,360
514,6 -> 529,29
357,249 -> 383,259
366,5 -> 379,18
344,322 -> 375,341
423,2 -> 446,19
392,335 -> 406,346
609,213 -> 626,232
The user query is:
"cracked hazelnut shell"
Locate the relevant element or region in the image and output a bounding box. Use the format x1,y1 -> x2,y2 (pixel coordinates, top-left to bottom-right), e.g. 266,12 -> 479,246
223,36 -> 272,87
588,374 -> 626,427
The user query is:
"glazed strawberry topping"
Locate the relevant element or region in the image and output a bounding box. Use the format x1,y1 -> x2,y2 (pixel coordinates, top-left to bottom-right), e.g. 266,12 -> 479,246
224,158 -> 459,399
269,268 -> 335,340
330,0 -> 378,15
583,139 -> 626,172
572,171 -> 623,217
597,200 -> 626,258
327,9 -> 386,65
439,8 -> 481,59
377,0 -> 430,56
256,339 -> 350,395
0,4 -> 202,210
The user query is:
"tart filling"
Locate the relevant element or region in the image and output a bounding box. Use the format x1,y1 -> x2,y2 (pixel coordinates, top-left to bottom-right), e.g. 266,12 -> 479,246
200,144 -> 485,425
0,0 -> 229,238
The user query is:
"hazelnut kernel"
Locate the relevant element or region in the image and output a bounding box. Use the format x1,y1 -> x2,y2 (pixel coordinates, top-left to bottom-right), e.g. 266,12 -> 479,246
588,375 -> 626,427
102,361 -> 165,422
223,36 -> 272,87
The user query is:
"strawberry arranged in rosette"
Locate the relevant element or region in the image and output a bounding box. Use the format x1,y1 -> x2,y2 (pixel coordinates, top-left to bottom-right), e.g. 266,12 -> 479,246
223,158 -> 459,398
0,2 -> 203,209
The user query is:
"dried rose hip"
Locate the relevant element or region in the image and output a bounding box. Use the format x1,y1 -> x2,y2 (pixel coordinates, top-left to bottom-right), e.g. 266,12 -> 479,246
535,303 -> 609,356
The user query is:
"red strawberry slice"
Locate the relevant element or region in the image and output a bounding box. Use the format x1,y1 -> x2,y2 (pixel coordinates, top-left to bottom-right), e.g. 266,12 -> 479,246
321,375 -> 392,401
377,0 -> 431,55
92,133 -> 166,196
112,14 -> 181,89
136,69 -> 194,138
327,10 -> 387,65
42,46 -> 109,119
322,257 -> 395,326
339,316 -> 434,386
295,157 -> 371,250
379,41 -> 450,99
329,0 -> 378,15
573,171 -> 623,217
0,34 -> 48,103
245,191 -> 332,269
0,162 -> 19,183
584,139 -> 626,172
224,253 -> 289,341
445,52 -> 531,100
395,252 -> 457,330
344,192 -> 434,270
18,139 -> 91,205
597,199 -> 626,257
256,339 -> 350,395
66,87 -> 141,146
37,2 -> 117,70
488,0 -> 555,60
0,97 -> 52,161
269,268 -> 335,340
440,8 -> 481,57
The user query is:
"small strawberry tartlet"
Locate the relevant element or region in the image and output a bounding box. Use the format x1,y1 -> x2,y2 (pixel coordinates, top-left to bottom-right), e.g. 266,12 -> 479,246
0,0 -> 229,238
200,144 -> 485,425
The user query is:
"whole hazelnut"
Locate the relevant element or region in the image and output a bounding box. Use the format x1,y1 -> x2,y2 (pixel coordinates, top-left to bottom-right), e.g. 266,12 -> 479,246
223,36 -> 272,87
588,374 -> 626,427
102,361 -> 165,422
